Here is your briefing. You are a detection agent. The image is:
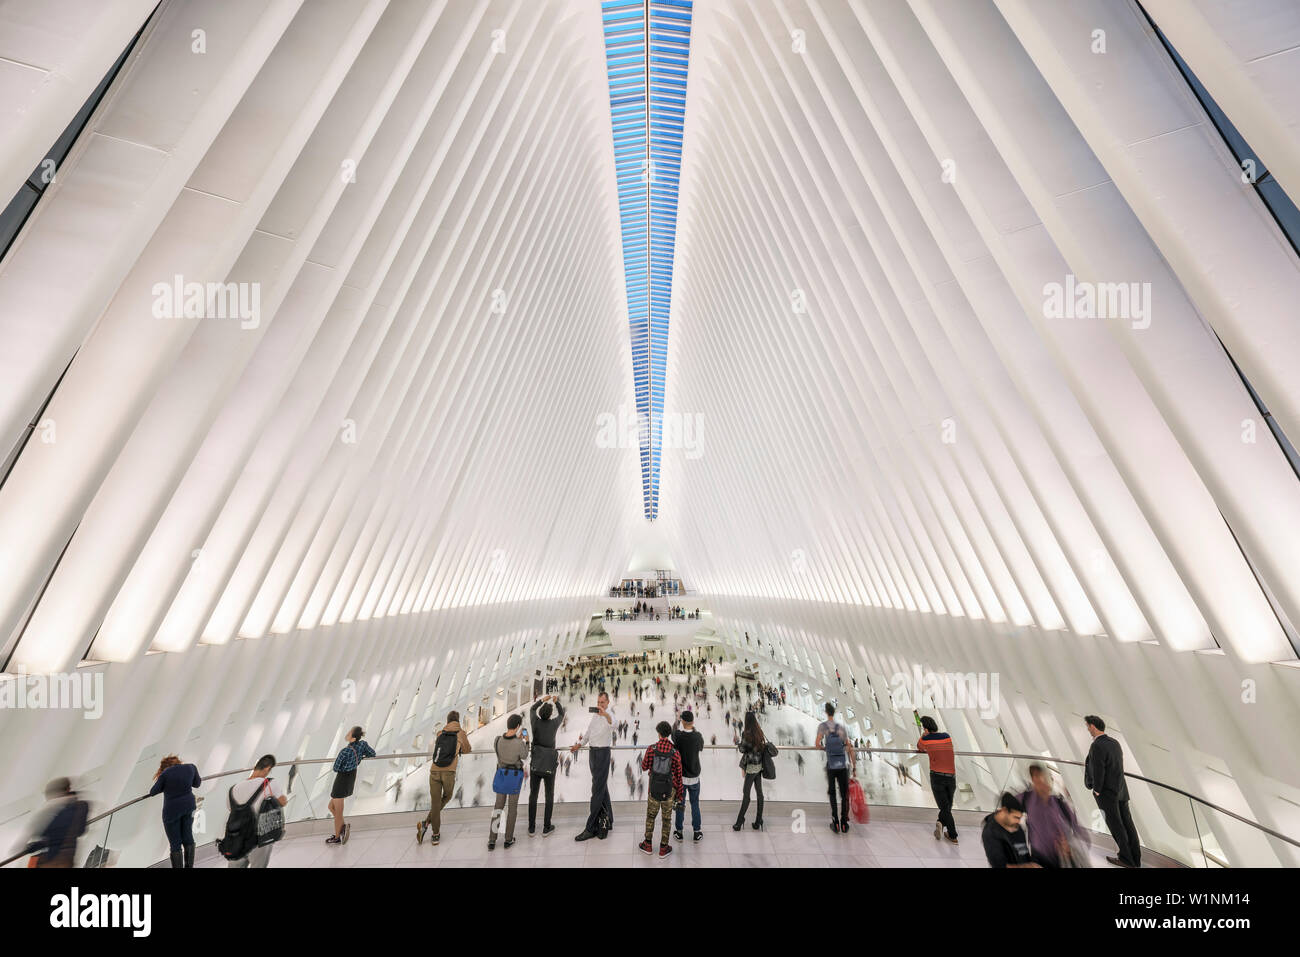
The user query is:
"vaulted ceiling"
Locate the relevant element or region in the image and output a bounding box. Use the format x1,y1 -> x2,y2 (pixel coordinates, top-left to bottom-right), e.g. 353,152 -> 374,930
1,0 -> 1300,862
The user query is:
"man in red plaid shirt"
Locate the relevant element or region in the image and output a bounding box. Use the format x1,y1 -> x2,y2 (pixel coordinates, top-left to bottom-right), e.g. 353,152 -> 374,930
639,721 -> 685,860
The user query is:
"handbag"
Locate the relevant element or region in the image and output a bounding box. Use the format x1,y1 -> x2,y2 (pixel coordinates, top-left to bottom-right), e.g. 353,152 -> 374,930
492,735 -> 525,795
530,743 -> 558,775
492,767 -> 524,795
761,741 -> 778,780
848,777 -> 869,823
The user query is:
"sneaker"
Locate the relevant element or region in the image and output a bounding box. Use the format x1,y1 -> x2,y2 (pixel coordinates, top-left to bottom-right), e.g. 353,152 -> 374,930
325,835 -> 341,845
416,821 -> 426,845
341,823 -> 351,845
430,833 -> 440,846
542,824 -> 556,837
487,841 -> 495,851
673,829 -> 684,841
658,843 -> 672,860
693,831 -> 703,843
639,840 -> 655,855
575,830 -> 597,842
934,823 -> 942,841
528,826 -> 535,837
504,838 -> 516,849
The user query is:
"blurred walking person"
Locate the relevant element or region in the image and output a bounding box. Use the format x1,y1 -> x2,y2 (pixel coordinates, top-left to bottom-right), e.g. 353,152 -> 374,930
1019,765 -> 1090,867
17,778 -> 89,869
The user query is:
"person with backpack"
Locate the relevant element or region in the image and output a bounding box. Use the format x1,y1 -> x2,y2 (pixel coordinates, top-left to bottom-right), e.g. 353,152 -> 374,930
17,777 -> 89,868
418,711 -> 472,846
326,726 -> 375,846
733,711 -> 772,831
148,754 -> 202,868
528,694 -> 564,836
489,713 -> 529,850
639,721 -> 684,860
221,755 -> 287,868
671,710 -> 705,843
816,703 -> 856,834
917,715 -> 959,845
1018,764 -> 1090,867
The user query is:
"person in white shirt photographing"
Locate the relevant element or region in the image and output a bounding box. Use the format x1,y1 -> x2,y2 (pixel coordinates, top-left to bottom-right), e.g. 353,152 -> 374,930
571,691 -> 614,840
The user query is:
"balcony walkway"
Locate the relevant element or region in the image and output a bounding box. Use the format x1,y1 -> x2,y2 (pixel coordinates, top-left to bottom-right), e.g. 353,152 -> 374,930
185,802 -> 1179,869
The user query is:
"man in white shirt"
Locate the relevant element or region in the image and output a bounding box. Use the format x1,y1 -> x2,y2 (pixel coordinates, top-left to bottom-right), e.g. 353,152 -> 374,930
570,690 -> 614,840
226,755 -> 289,868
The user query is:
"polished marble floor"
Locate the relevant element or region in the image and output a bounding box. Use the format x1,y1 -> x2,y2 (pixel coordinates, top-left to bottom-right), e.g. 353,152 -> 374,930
193,801 -> 1165,869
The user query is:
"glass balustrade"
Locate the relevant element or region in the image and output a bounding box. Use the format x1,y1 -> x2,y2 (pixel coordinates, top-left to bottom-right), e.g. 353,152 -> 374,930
8,745 -> 1297,869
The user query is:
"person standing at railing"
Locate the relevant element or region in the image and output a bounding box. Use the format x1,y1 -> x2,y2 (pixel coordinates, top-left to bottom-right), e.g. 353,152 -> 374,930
571,690 -> 615,841
733,711 -> 772,831
224,756 -> 288,869
671,710 -> 705,843
326,726 -> 375,847
418,711 -> 472,847
917,716 -> 959,846
528,695 -> 564,837
816,703 -> 855,834
639,721 -> 685,860
489,714 -> 529,850
1084,715 -> 1141,869
149,754 -> 201,868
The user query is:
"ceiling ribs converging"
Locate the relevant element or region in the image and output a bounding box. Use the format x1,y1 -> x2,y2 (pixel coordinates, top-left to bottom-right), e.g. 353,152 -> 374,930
601,0 -> 692,520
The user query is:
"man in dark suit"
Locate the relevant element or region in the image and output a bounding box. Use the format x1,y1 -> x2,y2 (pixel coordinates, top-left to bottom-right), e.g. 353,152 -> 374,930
1084,715 -> 1141,868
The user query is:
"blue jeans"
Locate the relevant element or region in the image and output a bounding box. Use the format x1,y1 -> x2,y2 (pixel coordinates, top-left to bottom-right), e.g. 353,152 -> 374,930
674,781 -> 701,832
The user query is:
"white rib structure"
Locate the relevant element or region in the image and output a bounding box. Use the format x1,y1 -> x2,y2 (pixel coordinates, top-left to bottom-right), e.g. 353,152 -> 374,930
0,0 -> 1298,867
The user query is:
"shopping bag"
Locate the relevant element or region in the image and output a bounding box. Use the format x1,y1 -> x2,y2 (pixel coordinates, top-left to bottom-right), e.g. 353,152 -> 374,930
848,777 -> 869,824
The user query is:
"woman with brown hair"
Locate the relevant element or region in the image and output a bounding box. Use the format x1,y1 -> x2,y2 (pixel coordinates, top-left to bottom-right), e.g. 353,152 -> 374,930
733,711 -> 773,831
148,754 -> 202,867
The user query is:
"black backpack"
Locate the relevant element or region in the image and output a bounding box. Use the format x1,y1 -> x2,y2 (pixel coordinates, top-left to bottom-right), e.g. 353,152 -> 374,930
432,729 -> 460,767
649,747 -> 675,801
217,779 -> 282,860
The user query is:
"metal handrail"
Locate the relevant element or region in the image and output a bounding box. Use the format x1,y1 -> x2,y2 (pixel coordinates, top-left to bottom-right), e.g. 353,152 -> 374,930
4,741 -> 1296,868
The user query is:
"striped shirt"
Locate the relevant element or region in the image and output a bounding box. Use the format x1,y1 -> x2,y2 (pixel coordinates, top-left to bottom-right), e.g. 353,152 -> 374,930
917,732 -> 955,776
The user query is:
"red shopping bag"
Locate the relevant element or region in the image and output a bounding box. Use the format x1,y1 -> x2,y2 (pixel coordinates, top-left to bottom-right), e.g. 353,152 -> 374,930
848,777 -> 869,824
